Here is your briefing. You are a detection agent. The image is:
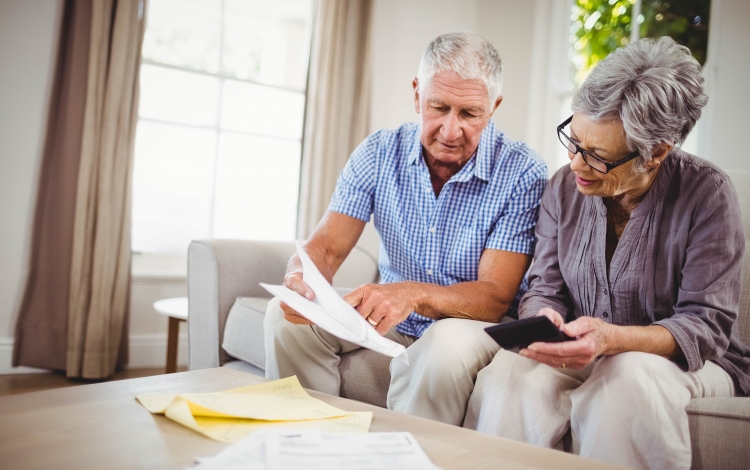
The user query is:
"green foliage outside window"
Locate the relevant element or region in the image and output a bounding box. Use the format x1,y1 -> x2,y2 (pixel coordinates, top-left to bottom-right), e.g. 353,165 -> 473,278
571,0 -> 711,85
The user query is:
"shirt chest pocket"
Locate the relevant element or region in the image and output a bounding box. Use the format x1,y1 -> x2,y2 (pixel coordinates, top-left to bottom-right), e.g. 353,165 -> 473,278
443,226 -> 485,282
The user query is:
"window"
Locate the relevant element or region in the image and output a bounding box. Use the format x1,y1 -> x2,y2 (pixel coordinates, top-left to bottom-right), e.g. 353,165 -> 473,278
538,0 -> 711,171
132,0 -> 313,255
571,0 -> 710,85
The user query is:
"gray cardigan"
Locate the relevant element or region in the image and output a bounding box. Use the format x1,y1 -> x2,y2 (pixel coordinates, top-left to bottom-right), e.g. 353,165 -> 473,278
519,149 -> 750,395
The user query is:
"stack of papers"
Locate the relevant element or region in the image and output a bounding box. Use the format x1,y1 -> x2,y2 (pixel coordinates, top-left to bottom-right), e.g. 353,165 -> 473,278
260,242 -> 408,361
136,376 -> 372,443
193,429 -> 442,470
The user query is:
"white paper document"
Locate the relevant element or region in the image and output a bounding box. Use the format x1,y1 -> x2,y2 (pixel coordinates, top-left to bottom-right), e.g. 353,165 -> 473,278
192,429 -> 442,470
260,242 -> 407,361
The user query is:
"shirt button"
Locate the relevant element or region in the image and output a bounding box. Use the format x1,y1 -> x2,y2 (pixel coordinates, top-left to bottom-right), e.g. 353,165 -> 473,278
429,227 -> 436,233
426,269 -> 434,275
603,312 -> 609,318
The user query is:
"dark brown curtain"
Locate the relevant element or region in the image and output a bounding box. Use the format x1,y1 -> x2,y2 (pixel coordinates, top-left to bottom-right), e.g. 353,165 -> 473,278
13,0 -> 93,372
13,0 -> 146,378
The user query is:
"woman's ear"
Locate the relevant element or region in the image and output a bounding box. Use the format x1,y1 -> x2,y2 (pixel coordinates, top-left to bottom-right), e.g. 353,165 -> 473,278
646,142 -> 673,169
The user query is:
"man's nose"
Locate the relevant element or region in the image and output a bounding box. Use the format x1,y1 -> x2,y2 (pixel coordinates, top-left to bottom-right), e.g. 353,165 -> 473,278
440,112 -> 462,141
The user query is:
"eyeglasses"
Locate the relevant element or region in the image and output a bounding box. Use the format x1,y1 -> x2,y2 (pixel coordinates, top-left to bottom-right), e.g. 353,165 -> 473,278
557,115 -> 639,174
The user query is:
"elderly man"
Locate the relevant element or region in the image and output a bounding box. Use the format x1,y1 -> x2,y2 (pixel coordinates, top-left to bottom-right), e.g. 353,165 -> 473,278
264,32 -> 547,425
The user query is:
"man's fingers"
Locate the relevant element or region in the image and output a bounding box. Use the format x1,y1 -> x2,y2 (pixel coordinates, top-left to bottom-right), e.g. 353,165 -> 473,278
342,287 -> 365,308
284,273 -> 314,300
374,318 -> 392,335
280,301 -> 313,325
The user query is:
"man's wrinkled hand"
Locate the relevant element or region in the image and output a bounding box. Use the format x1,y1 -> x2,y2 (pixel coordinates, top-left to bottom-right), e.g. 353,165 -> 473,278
279,271 -> 314,325
520,314 -> 615,369
343,283 -> 419,335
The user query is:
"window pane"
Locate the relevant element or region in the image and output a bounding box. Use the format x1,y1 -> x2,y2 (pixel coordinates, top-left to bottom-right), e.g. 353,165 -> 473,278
220,80 -> 305,140
212,132 -> 301,241
222,0 -> 313,89
640,0 -> 710,66
132,121 -> 217,253
139,64 -> 220,127
142,0 -> 222,73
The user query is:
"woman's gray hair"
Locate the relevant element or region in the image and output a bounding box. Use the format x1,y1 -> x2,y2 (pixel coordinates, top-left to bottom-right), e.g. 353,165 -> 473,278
572,36 -> 707,170
417,32 -> 503,102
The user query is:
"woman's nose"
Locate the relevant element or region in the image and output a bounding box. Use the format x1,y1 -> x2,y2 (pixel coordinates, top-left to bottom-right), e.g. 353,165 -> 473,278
569,150 -> 588,171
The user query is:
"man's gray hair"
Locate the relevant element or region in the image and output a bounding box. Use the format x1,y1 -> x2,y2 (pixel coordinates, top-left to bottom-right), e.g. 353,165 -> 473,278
572,36 -> 707,170
417,32 -> 503,102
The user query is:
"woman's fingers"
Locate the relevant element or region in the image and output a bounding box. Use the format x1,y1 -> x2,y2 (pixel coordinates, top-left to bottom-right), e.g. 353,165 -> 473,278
520,349 -> 592,369
538,307 -> 565,327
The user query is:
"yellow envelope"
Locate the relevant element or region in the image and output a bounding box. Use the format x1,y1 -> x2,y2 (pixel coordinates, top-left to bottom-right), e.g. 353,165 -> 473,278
136,376 -> 372,443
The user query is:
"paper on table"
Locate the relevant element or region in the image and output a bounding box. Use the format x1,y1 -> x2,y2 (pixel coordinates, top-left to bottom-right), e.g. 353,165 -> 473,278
193,429 -> 442,470
136,376 -> 371,443
137,376 -> 346,420
260,242 -> 408,361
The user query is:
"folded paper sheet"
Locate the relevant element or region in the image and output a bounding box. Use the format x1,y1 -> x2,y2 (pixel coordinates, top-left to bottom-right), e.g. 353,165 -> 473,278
136,376 -> 372,443
260,242 -> 408,360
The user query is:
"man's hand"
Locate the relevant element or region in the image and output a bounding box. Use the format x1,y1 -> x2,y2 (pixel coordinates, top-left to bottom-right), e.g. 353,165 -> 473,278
277,212 -> 367,326
520,311 -> 616,369
279,270 -> 314,325
343,282 -> 420,335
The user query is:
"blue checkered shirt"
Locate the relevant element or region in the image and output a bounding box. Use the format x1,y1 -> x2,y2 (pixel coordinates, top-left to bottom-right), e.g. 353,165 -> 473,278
328,121 -> 547,338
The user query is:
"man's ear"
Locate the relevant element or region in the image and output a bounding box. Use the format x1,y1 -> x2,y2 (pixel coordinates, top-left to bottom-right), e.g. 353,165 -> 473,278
491,95 -> 503,115
413,78 -> 420,114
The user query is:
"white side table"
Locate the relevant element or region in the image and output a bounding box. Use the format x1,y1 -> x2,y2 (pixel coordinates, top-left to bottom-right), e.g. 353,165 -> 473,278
153,297 -> 188,374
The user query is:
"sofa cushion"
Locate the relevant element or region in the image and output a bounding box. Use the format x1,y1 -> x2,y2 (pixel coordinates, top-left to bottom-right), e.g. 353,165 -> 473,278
222,359 -> 265,377
687,397 -> 750,469
222,297 -> 270,369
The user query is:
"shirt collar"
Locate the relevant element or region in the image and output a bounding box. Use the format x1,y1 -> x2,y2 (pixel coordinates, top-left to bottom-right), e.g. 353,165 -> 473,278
408,121 -> 497,183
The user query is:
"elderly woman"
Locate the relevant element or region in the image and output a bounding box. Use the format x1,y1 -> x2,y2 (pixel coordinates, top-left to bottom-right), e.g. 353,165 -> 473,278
462,36 -> 749,469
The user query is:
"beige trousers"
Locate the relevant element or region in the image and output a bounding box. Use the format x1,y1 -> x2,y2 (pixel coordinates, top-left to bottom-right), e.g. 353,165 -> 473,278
463,349 -> 736,470
264,297 -> 501,425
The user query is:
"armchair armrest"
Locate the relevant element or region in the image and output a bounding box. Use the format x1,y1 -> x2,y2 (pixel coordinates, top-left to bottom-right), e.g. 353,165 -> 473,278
187,238 -> 380,370
188,239 -> 296,370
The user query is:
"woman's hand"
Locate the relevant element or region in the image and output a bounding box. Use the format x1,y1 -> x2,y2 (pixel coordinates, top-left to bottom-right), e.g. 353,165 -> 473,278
537,307 -> 565,328
343,282 -> 420,335
520,312 -> 617,369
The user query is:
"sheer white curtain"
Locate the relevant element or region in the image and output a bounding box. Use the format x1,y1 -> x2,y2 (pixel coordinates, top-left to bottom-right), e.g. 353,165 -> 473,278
296,0 -> 373,238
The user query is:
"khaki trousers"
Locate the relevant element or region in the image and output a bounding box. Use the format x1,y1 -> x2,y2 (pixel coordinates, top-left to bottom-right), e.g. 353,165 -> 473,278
463,349 -> 736,470
264,296 -> 501,425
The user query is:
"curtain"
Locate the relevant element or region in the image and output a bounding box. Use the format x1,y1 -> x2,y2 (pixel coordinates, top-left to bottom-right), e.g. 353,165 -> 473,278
13,0 -> 146,379
296,0 -> 374,238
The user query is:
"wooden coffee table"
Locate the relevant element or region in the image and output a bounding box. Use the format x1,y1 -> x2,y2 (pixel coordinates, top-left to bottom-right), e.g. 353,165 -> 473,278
0,368 -> 623,469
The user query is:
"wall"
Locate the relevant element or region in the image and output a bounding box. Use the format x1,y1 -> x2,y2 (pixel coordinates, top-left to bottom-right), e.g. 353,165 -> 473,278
369,0 -> 479,132
0,0 -> 62,373
698,0 -> 750,171
370,0 -> 537,142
